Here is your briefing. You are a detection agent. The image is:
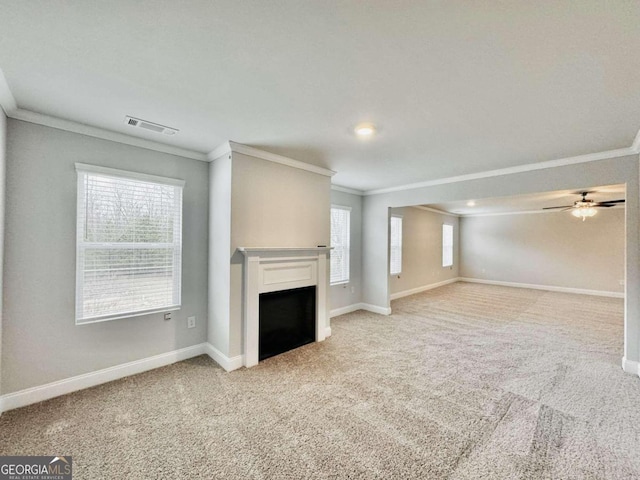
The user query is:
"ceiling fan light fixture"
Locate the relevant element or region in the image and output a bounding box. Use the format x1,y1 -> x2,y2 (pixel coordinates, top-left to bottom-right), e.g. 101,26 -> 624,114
571,206 -> 597,221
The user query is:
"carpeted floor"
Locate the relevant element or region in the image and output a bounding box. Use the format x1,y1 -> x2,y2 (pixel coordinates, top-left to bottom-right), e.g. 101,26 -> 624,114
1,282 -> 639,479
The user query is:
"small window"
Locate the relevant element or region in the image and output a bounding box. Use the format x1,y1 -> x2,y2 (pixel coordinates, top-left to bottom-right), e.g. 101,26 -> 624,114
75,164 -> 184,324
442,224 -> 454,267
330,205 -> 351,284
390,215 -> 403,275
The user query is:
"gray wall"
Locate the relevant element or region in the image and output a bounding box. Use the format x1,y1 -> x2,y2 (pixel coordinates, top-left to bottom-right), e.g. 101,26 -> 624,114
228,152 -> 330,358
362,155 -> 640,364
460,209 -> 625,293
2,120 -> 209,394
330,190 -> 363,312
389,207 -> 459,296
0,110 -> 6,395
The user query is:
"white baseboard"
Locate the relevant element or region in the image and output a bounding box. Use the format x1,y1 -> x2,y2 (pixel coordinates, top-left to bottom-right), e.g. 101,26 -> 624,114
622,357 -> 640,376
0,343 -> 207,414
390,277 -> 460,301
330,303 -> 364,318
325,326 -> 332,337
204,342 -> 244,372
360,303 -> 392,315
330,302 -> 391,317
459,278 -> 624,298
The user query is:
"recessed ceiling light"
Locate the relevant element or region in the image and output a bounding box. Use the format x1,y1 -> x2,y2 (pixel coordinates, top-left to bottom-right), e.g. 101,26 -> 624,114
467,200 -> 476,207
354,123 -> 376,138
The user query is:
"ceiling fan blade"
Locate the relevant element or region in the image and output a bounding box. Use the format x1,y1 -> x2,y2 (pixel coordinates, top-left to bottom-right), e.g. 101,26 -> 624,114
594,204 -> 615,208
596,199 -> 625,204
542,205 -> 572,210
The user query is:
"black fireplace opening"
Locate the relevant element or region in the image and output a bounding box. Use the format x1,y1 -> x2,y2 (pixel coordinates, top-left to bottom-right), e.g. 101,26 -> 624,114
259,285 -> 316,361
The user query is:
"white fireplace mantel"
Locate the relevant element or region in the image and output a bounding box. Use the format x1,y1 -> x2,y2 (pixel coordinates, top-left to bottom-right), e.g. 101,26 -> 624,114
238,247 -> 331,367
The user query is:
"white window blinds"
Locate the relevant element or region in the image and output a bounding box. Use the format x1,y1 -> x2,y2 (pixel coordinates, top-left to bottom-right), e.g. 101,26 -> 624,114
330,206 -> 351,284
390,215 -> 402,275
442,224 -> 454,267
75,164 -> 184,324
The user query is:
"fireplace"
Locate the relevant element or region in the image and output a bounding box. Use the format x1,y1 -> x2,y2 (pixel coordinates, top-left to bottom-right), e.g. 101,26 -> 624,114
259,285 -> 316,360
238,247 -> 331,367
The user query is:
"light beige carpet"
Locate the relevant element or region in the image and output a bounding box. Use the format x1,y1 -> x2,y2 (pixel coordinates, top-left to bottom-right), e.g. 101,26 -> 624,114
1,282 -> 639,479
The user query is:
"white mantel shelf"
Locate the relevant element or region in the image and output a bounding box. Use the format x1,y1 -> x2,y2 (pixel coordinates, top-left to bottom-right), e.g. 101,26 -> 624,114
238,247 -> 332,255
240,247 -> 330,368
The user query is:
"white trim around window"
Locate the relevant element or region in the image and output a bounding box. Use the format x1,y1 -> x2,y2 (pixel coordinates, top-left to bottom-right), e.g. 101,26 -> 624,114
442,223 -> 454,267
330,205 -> 351,285
75,164 -> 184,324
390,214 -> 403,275
75,163 -> 185,187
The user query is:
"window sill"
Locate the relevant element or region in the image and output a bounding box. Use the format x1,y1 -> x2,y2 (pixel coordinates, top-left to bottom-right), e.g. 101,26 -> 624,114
330,281 -> 350,287
76,305 -> 181,325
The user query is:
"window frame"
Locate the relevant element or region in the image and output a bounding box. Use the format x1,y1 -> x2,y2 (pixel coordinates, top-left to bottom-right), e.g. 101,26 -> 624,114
75,163 -> 185,325
442,223 -> 454,268
390,214 -> 403,276
330,204 -> 351,285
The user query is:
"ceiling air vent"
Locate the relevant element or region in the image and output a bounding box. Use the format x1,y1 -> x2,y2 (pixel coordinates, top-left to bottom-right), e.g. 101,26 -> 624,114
124,116 -> 178,136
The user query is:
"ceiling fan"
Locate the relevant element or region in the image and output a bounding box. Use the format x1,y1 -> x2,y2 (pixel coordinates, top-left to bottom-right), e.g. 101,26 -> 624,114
543,191 -> 625,221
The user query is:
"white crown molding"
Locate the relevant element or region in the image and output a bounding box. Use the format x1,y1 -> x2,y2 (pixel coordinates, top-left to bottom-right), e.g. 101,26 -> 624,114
9,108 -> 208,161
0,67 -> 208,161
364,146 -> 636,196
0,65 -> 207,162
207,141 -> 232,161
463,208 -> 567,218
411,205 -> 459,217
0,68 -> 17,115
208,140 -> 336,177
631,127 -> 640,154
331,184 -> 364,195
230,141 -> 336,177
3,60 -> 638,189
461,204 -> 625,218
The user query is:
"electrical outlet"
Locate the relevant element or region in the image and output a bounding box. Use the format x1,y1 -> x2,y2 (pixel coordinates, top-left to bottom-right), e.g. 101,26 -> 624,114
187,316 -> 196,329
351,286 -> 355,294
619,279 -> 625,286
164,312 -> 172,321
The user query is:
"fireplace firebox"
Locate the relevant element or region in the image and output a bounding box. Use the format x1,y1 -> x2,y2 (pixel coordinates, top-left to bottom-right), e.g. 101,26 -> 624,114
259,286 -> 316,361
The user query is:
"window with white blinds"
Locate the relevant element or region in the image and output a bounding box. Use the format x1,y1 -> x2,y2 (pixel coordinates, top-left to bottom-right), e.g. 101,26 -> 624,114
75,164 -> 184,324
390,215 -> 403,275
442,224 -> 454,267
330,205 -> 351,285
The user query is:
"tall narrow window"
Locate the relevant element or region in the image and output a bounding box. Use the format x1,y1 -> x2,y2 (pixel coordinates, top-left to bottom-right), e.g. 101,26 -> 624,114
390,215 -> 403,275
75,164 -> 184,324
330,205 -> 351,284
442,224 -> 454,267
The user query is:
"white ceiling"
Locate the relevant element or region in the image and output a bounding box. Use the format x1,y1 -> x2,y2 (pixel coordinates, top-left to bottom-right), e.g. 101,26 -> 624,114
426,184 -> 626,216
0,1 -> 639,191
